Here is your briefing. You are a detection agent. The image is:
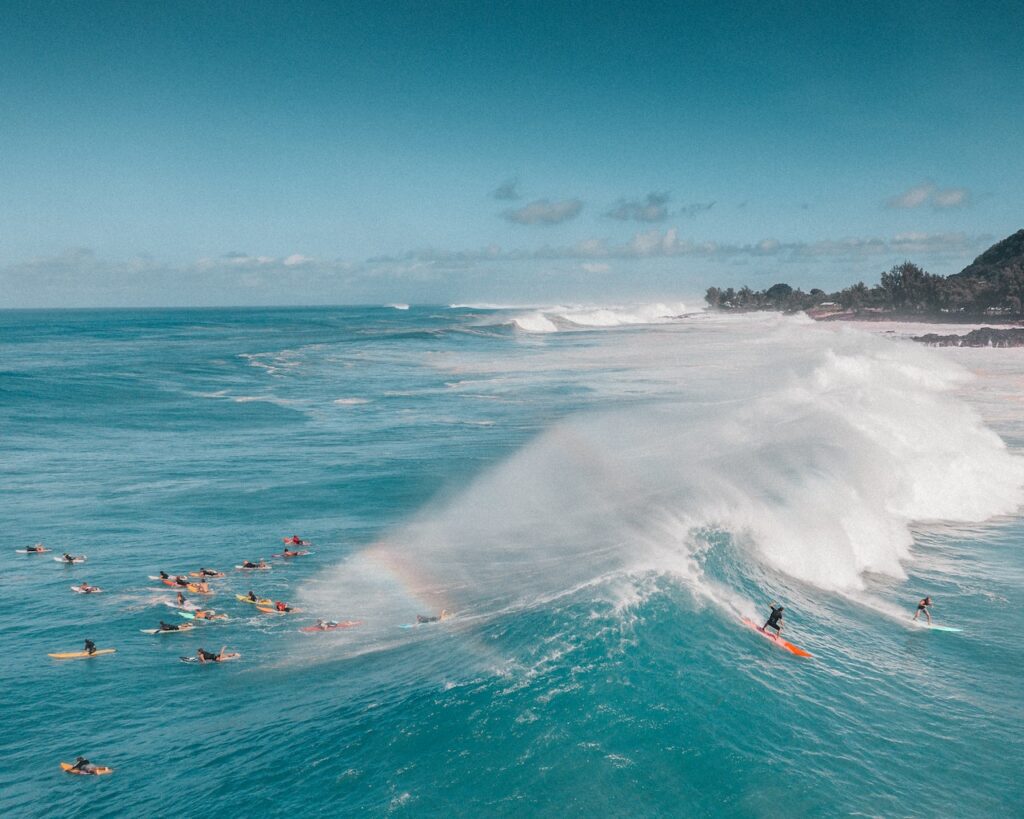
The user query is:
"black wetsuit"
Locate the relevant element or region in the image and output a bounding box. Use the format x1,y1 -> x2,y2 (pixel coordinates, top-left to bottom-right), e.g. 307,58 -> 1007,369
84,640 -> 96,655
199,649 -> 219,661
417,614 -> 440,623
764,606 -> 784,633
159,622 -> 178,631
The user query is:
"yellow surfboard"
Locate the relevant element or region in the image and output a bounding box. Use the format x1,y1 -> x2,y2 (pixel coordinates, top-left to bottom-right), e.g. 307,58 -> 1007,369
48,648 -> 117,660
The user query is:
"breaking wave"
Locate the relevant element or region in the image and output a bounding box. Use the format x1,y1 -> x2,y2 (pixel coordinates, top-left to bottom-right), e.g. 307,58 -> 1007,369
303,314 -> 1024,642
508,301 -> 689,333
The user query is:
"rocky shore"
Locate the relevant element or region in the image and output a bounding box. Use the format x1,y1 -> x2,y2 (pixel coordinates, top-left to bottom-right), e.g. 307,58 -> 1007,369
912,327 -> 1024,348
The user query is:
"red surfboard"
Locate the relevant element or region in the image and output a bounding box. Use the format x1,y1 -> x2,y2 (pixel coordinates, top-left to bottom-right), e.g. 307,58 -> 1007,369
741,617 -> 813,658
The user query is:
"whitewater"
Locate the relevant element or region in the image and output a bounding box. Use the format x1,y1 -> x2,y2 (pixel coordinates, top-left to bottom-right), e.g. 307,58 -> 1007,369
2,305 -> 1022,817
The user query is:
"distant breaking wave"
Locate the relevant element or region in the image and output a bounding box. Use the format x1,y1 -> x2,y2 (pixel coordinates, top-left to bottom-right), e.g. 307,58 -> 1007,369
509,302 -> 690,333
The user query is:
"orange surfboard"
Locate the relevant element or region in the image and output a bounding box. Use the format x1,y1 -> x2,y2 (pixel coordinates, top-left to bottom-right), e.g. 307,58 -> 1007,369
61,762 -> 114,775
741,618 -> 813,658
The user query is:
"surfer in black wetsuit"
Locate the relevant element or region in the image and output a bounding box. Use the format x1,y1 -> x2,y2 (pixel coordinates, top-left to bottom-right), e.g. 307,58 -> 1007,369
197,646 -> 227,664
416,609 -> 451,624
84,639 -> 97,656
158,621 -> 180,631
763,604 -> 784,637
71,756 -> 98,773
913,596 -> 933,624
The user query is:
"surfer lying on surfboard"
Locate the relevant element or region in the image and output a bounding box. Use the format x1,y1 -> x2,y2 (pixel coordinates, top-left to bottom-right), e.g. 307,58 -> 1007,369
197,646 -> 230,663
67,756 -> 106,774
913,596 -> 933,624
416,609 -> 451,624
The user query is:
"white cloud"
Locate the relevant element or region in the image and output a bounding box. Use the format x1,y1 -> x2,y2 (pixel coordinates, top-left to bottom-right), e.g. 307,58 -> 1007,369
503,198 -> 583,225
932,187 -> 970,208
283,254 -> 314,266
393,229 -> 981,264
580,262 -> 610,273
886,181 -> 971,209
888,183 -> 935,209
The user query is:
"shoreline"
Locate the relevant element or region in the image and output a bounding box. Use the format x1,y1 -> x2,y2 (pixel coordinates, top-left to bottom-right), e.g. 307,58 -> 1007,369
810,310 -> 1024,326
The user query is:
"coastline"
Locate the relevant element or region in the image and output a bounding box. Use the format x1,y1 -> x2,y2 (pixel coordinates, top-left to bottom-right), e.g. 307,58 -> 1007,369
810,310 -> 1024,326
809,311 -> 1024,346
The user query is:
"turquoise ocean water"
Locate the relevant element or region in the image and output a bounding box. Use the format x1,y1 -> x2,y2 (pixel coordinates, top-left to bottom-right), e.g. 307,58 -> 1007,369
2,306 -> 1022,817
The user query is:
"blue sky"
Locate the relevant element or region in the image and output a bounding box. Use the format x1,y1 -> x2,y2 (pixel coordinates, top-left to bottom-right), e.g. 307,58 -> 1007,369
2,1 -> 1022,306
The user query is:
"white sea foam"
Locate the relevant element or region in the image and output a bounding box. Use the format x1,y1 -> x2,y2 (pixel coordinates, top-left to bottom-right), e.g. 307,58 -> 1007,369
508,301 -> 686,333
555,302 -> 687,327
387,303 -> 410,310
511,312 -> 559,333
303,314 -> 1024,635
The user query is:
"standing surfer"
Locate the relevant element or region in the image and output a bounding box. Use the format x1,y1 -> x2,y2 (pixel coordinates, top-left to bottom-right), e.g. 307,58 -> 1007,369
763,602 -> 784,637
913,596 -> 933,624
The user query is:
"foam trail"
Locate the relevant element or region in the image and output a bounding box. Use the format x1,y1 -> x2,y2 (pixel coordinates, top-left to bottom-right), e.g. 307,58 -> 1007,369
302,316 -> 1024,639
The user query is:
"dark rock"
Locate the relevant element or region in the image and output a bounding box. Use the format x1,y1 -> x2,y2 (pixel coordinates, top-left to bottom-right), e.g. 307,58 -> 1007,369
912,327 -> 1024,347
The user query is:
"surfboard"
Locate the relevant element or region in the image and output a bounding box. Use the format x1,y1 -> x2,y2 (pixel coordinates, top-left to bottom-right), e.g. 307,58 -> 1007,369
255,605 -> 302,614
741,618 -> 813,658
271,550 -> 313,558
162,600 -> 200,611
53,556 -> 86,563
180,653 -> 240,664
48,649 -> 116,660
70,586 -> 102,594
916,622 -> 962,633
140,624 -> 194,634
61,762 -> 114,775
178,611 -> 228,621
234,564 -> 271,571
299,620 -> 361,632
15,548 -> 51,554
